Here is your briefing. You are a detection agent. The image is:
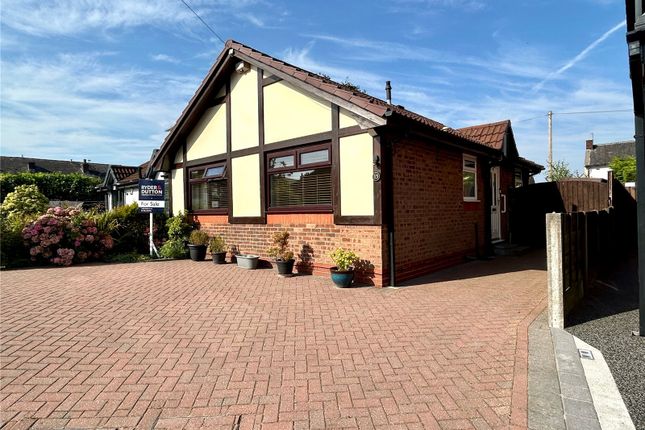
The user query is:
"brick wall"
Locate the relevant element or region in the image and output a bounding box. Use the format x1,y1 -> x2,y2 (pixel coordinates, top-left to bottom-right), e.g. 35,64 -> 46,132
193,214 -> 387,286
392,138 -> 486,282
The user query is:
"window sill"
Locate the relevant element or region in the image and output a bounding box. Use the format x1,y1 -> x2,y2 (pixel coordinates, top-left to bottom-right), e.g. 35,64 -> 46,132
190,209 -> 229,215
463,199 -> 480,203
267,207 -> 333,214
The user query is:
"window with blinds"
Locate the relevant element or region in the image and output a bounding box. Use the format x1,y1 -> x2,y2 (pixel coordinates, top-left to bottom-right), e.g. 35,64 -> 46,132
267,143 -> 332,211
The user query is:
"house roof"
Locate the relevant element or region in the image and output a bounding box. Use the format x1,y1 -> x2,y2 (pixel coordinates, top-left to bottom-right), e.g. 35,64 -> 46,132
0,156 -> 109,179
456,120 -> 510,150
153,40 -> 541,171
585,140 -> 636,168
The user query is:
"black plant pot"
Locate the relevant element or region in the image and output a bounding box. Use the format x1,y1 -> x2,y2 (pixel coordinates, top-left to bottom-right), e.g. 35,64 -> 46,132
188,244 -> 207,261
212,251 -> 227,264
276,259 -> 295,275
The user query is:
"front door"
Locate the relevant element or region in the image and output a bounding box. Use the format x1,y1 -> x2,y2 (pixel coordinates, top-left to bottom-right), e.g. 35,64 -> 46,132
490,166 -> 501,240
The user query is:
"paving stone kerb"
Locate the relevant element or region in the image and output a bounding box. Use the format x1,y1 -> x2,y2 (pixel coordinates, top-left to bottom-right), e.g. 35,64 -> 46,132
1,253 -> 547,429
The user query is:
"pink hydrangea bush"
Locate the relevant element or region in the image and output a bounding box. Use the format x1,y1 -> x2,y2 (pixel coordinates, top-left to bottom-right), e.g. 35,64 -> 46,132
22,207 -> 113,266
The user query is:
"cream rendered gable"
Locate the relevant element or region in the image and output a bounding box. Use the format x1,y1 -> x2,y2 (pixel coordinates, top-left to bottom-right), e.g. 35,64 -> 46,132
171,168 -> 185,215
340,133 -> 374,216
186,104 -> 226,161
339,108 -> 361,129
230,67 -> 259,151
264,81 -> 331,144
231,154 -> 261,217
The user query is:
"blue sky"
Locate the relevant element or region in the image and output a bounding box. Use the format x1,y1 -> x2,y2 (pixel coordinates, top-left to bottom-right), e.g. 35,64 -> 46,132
0,0 -> 633,180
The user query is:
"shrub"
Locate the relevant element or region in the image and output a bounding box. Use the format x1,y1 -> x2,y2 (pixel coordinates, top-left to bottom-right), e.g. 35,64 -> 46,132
166,212 -> 192,240
0,185 -> 49,218
209,235 -> 226,253
267,231 -> 294,261
22,207 -> 113,266
159,239 -> 187,259
93,203 -> 167,254
330,248 -> 359,271
0,214 -> 32,267
188,230 -> 209,246
0,172 -> 101,203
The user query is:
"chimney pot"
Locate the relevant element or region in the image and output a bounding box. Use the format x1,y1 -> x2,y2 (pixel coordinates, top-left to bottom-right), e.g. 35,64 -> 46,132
385,81 -> 392,105
585,139 -> 594,150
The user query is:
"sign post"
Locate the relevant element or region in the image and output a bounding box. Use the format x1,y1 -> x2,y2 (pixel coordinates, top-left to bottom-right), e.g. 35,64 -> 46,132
138,179 -> 165,258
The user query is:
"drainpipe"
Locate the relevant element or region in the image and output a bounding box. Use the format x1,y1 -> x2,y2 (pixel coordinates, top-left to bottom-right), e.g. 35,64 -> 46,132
385,137 -> 396,286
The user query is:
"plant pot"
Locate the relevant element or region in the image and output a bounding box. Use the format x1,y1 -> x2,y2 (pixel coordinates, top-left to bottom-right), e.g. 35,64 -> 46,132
275,259 -> 295,276
236,254 -> 259,269
188,244 -> 207,261
211,251 -> 226,264
330,267 -> 354,288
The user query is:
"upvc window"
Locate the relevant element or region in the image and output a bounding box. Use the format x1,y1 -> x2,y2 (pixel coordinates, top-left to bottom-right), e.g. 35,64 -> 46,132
463,155 -> 477,201
267,143 -> 332,212
189,162 -> 228,212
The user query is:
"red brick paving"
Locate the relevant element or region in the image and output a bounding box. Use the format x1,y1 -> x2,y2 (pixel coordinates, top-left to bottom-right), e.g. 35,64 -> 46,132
1,252 -> 546,429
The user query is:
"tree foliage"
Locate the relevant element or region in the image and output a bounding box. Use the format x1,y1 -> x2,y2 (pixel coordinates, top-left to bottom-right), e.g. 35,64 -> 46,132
0,184 -> 49,218
609,156 -> 636,184
546,160 -> 582,182
0,172 -> 101,203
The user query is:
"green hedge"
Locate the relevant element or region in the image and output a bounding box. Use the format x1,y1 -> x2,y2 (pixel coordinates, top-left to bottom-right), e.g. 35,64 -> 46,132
0,172 -> 102,203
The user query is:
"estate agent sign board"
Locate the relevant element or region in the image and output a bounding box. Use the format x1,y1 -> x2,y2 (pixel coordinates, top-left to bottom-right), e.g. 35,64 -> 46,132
138,179 -> 165,214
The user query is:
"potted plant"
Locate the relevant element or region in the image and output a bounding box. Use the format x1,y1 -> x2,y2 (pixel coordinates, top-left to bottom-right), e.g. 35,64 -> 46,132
187,230 -> 209,261
267,231 -> 295,276
209,235 -> 227,264
329,248 -> 359,288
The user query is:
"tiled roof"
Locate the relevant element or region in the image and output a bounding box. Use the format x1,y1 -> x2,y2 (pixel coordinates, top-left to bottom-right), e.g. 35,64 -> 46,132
110,165 -> 138,182
0,156 -> 109,179
227,41 -> 482,138
456,120 -> 510,150
156,40 -> 540,168
585,140 -> 635,168
120,162 -> 149,184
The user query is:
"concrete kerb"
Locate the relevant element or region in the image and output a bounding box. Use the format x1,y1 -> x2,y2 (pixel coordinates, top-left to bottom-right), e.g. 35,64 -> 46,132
529,312 -> 635,430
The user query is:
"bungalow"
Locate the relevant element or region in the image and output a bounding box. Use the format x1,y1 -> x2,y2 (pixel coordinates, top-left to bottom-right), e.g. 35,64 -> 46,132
150,40 -> 542,286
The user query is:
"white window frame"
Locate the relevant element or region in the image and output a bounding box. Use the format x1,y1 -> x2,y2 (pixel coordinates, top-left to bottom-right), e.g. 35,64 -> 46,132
463,154 -> 478,201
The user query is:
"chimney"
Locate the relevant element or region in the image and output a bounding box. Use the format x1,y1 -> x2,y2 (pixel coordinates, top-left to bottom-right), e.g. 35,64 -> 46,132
81,159 -> 89,174
385,81 -> 392,105
585,139 -> 594,150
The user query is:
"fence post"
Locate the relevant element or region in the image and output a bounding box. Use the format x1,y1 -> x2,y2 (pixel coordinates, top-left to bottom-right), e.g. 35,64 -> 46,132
547,212 -> 564,329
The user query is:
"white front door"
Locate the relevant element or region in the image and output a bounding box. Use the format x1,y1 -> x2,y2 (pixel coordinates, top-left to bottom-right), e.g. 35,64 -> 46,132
490,166 -> 501,240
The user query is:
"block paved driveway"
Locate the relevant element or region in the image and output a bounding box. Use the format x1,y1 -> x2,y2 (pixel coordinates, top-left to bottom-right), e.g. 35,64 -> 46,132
1,253 -> 546,429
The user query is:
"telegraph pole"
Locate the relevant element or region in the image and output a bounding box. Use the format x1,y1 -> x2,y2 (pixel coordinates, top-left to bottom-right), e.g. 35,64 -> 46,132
547,111 -> 553,181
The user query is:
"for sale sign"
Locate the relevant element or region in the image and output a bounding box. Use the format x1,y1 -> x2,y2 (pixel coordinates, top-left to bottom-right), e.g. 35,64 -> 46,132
138,179 -> 165,213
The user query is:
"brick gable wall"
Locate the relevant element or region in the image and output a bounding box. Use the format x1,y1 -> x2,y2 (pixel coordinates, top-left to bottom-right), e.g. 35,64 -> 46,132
392,138 -> 486,282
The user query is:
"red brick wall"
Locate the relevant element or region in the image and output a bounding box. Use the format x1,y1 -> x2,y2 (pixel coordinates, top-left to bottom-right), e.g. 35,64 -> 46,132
392,138 -> 486,282
193,214 -> 386,286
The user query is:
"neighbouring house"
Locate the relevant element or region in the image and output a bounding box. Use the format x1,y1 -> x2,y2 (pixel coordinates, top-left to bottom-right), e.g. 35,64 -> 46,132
0,156 -> 109,179
149,40 -> 543,286
97,164 -> 142,211
584,138 -> 636,179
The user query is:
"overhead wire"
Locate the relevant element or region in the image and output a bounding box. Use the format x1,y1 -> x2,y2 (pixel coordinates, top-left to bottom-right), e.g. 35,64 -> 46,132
178,0 -> 226,45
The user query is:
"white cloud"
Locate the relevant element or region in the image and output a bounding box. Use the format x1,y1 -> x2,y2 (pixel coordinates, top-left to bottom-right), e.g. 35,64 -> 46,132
151,54 -> 180,64
0,53 -> 199,164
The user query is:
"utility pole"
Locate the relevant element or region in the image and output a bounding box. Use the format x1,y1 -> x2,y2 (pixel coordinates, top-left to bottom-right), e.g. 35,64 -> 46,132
548,111 -> 553,181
